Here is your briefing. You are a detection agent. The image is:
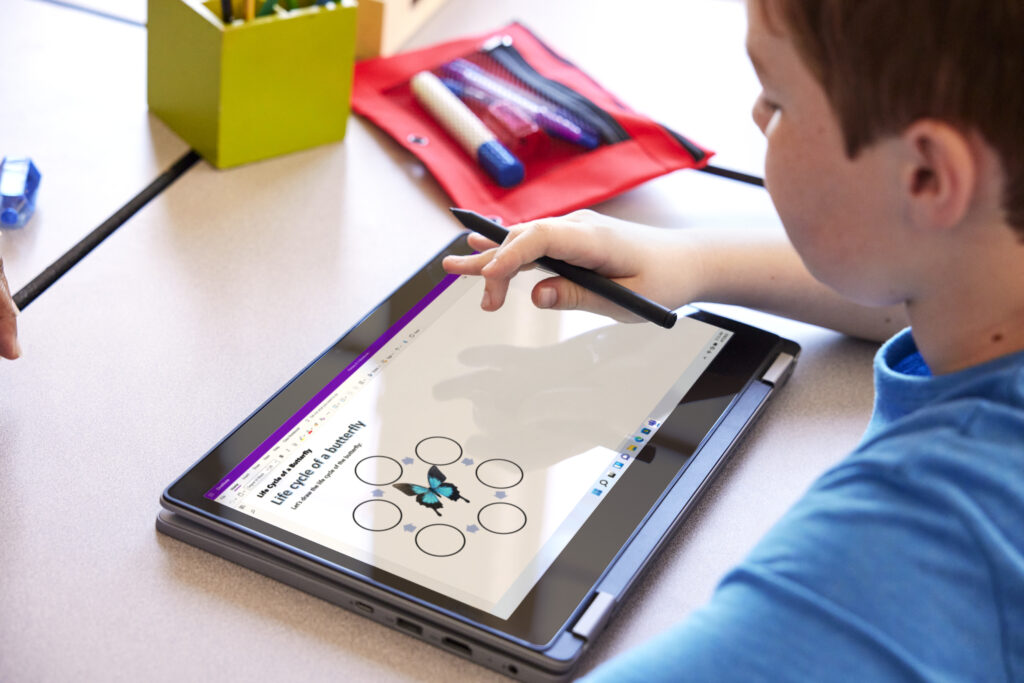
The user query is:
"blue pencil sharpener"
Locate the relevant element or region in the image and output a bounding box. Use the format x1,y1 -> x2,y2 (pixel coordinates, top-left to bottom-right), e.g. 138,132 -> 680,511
0,157 -> 42,228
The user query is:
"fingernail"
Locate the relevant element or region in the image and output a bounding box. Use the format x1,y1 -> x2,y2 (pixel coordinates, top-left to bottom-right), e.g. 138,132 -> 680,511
481,291 -> 492,310
536,288 -> 556,308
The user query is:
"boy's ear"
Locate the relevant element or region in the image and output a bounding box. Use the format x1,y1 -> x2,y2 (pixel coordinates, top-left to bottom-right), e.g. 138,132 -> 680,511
900,120 -> 976,232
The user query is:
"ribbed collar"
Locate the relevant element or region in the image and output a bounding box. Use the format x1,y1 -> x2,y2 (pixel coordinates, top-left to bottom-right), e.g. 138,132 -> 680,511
862,328 -> 1024,442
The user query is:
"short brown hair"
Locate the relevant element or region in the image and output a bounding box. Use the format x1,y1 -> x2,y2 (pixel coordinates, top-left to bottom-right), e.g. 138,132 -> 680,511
764,0 -> 1024,236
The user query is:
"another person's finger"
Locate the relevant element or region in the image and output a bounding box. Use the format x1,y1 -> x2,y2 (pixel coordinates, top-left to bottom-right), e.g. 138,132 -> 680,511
0,258 -> 22,360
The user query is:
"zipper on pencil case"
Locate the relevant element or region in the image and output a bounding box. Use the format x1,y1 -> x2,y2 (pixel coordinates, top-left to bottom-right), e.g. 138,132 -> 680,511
482,35 -> 706,162
481,36 -> 630,146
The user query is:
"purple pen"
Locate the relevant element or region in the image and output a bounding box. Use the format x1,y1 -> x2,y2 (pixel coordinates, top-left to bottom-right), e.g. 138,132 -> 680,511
440,59 -> 599,150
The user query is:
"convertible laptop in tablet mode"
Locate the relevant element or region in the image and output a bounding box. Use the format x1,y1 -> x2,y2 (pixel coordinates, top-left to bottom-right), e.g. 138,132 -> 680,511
158,233 -> 799,681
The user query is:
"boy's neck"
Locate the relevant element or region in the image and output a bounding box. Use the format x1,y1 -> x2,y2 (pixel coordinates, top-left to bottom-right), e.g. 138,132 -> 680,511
906,222 -> 1024,374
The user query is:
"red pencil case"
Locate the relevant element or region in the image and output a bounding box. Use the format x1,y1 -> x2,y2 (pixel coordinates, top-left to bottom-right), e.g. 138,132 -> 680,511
351,22 -> 713,225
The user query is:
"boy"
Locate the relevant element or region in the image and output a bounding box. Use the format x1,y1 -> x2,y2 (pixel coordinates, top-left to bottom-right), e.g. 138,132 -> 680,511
443,0 -> 1024,679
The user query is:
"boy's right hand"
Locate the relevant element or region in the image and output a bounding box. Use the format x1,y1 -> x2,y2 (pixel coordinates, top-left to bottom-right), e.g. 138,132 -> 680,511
442,208 -> 909,342
442,210 -> 697,323
0,257 -> 21,360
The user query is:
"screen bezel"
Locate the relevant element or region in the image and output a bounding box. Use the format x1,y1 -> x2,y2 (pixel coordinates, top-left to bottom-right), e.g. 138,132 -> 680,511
163,233 -> 789,648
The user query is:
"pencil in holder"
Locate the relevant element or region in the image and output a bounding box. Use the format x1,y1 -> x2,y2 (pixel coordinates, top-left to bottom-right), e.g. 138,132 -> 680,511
147,0 -> 357,168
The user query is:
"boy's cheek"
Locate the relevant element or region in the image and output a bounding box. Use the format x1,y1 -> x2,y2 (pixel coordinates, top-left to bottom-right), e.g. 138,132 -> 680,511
763,159 -> 829,257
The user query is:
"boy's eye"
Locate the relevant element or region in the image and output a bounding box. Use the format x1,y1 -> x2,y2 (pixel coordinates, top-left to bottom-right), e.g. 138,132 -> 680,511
752,93 -> 781,132
756,93 -> 780,112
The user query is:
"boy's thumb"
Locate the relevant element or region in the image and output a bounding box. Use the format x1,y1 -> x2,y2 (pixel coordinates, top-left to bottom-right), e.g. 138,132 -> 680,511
532,277 -> 600,314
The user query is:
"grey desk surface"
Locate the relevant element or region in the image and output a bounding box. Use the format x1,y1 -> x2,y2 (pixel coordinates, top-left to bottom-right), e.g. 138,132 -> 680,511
0,1 -> 878,681
0,0 -> 188,293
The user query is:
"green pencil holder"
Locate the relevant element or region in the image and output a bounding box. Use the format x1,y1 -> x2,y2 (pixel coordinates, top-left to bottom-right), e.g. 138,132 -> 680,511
147,0 -> 357,168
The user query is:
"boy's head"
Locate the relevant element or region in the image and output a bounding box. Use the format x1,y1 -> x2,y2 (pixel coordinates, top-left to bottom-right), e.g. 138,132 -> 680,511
752,0 -> 1024,237
746,0 -> 1024,312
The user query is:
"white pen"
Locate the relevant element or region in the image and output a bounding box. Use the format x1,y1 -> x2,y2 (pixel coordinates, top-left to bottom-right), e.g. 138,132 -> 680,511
410,70 -> 525,188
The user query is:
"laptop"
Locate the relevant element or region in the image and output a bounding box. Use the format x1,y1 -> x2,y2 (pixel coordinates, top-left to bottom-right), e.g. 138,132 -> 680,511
158,232 -> 798,681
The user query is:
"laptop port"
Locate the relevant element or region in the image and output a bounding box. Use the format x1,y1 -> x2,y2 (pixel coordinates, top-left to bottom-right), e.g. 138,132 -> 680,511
441,637 -> 471,656
395,618 -> 422,636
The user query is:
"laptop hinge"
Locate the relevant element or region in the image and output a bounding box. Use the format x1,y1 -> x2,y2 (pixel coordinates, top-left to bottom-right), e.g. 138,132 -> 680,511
571,591 -> 616,640
760,352 -> 796,387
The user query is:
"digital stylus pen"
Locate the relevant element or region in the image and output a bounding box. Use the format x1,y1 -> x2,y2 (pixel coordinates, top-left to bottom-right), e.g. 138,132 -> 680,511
450,208 -> 678,329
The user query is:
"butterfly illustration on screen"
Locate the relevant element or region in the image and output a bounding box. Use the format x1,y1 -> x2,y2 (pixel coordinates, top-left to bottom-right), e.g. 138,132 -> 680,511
392,465 -> 470,516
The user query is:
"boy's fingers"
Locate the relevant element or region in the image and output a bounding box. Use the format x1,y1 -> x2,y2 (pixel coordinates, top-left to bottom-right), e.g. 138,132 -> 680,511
480,220 -> 562,280
478,224 -> 548,311
532,278 -> 579,310
442,249 -> 516,311
442,250 -> 497,275
456,215 -> 611,314
481,271 -> 513,311
466,233 -> 499,252
484,218 -> 608,283
531,276 -> 641,322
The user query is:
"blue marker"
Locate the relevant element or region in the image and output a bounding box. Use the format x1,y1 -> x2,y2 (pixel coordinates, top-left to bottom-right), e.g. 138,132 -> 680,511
0,157 -> 41,228
410,70 -> 524,188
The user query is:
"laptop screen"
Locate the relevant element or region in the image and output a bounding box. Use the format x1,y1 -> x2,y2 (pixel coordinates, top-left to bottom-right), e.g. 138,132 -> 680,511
165,234 -> 784,643
203,267 -> 731,619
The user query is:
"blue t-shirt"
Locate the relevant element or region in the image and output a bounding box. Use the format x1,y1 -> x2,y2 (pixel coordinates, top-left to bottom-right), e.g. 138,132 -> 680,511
583,329 -> 1024,682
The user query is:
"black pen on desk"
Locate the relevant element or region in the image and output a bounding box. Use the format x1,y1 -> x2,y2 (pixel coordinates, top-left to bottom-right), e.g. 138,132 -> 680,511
450,208 -> 678,329
220,0 -> 233,22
